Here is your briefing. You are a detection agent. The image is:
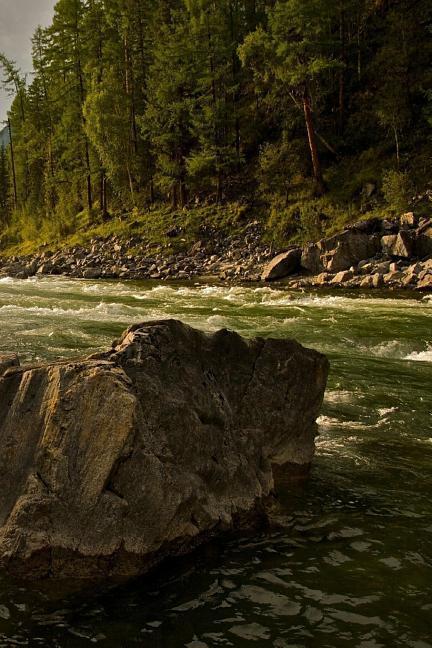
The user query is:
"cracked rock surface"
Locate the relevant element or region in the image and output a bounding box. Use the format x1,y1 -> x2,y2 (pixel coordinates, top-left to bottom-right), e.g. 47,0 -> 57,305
0,320 -> 328,580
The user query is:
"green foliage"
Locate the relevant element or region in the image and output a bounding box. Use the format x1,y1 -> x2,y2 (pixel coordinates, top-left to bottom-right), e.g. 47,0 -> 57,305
382,170 -> 415,215
265,195 -> 352,247
257,137 -> 308,205
141,10 -> 195,205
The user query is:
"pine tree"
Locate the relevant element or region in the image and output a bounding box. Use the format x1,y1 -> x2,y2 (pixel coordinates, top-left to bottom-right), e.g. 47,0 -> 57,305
142,8 -> 195,207
49,0 -> 94,213
240,0 -> 340,193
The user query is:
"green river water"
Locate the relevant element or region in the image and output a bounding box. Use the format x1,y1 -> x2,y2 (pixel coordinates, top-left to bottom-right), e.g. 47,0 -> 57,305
0,276 -> 431,647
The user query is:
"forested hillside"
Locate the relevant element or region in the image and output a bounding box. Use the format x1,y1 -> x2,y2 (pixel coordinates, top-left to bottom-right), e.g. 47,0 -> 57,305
0,0 -> 432,250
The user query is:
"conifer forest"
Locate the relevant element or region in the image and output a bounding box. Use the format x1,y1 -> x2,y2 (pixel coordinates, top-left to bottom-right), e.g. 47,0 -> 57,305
1,0 -> 432,246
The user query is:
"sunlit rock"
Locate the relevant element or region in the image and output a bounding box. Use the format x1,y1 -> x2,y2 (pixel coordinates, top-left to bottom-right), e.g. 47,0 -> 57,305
261,249 -> 302,281
0,320 -> 328,580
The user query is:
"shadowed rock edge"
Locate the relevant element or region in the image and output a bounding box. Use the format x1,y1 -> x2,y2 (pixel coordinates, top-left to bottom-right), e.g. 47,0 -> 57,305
0,320 -> 329,580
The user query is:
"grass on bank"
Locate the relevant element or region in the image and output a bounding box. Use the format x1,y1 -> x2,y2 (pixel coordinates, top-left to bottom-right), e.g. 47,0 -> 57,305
1,147 -> 428,259
0,203 -> 258,259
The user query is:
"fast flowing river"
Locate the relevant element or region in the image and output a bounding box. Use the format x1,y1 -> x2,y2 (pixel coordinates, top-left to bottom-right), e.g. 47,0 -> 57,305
0,276 -> 431,647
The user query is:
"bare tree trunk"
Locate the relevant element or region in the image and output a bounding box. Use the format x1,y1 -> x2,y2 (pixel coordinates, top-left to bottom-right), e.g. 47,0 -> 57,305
84,140 -> 93,212
172,183 -> 178,209
180,180 -> 187,208
7,120 -> 18,209
150,178 -> 155,205
393,125 -> 400,167
206,9 -> 222,202
126,164 -> 135,205
217,171 -> 223,204
74,9 -> 93,212
100,170 -> 108,218
124,31 -> 138,155
229,0 -> 241,167
357,9 -> 362,80
77,63 -> 93,211
339,1 -> 346,133
302,89 -> 325,193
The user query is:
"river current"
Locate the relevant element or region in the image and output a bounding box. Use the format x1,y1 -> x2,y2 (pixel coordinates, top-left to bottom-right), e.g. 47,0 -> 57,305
0,276 -> 431,647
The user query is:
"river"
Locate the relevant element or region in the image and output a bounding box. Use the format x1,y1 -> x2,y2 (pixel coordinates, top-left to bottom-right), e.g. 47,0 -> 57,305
0,276 -> 431,647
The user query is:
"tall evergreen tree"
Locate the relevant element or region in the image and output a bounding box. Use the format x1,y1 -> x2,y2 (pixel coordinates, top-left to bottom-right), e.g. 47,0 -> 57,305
142,7 -> 194,207
240,0 -> 340,193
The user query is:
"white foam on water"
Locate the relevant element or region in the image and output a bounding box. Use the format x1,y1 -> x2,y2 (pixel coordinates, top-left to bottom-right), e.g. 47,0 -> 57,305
317,415 -> 342,429
317,415 -> 374,431
206,314 -> 232,329
150,285 -> 176,295
371,340 -> 408,359
359,339 -> 432,362
377,407 -> 398,417
0,301 -> 162,324
324,390 -> 356,405
404,345 -> 432,363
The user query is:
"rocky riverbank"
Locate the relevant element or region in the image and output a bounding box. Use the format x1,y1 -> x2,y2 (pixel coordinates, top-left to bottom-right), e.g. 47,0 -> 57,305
0,320 -> 328,580
0,221 -> 274,283
0,212 -> 431,290
266,212 -> 432,291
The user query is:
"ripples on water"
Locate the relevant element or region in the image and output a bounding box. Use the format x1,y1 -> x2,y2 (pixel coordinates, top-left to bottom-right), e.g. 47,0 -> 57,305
0,277 -> 431,647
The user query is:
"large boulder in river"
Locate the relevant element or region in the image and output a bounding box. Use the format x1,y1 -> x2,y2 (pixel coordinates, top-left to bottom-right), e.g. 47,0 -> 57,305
0,320 -> 328,580
261,248 -> 302,281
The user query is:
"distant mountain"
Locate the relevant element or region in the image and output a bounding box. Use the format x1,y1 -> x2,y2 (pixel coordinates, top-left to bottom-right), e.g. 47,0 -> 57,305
0,125 -> 10,148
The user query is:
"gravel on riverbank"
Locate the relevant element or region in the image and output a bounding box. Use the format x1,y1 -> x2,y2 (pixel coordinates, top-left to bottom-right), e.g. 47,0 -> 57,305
1,213 -> 431,291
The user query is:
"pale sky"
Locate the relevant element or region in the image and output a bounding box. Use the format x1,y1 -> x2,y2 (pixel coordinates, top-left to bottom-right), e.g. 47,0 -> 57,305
0,0 -> 56,123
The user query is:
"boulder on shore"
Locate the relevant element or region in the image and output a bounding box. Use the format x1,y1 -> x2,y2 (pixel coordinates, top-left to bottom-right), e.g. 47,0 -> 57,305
301,244 -> 324,275
322,230 -> 380,272
381,231 -> 413,258
300,229 -> 380,276
261,248 -> 302,281
0,320 -> 328,580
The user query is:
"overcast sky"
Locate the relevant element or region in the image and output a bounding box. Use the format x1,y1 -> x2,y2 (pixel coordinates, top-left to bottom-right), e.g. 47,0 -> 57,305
0,0 -> 56,123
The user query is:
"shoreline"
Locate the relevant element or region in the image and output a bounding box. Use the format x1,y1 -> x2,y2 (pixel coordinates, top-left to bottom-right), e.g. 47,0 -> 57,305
1,213 -> 431,293
1,271 -> 430,302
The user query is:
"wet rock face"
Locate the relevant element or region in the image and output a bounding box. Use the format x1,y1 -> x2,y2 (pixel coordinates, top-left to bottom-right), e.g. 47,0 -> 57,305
0,320 -> 328,580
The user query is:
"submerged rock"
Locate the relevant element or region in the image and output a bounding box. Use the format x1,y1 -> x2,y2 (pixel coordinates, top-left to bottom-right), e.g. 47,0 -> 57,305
0,320 -> 328,580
